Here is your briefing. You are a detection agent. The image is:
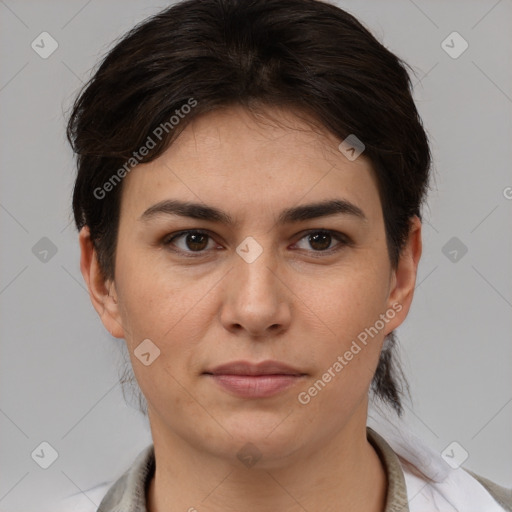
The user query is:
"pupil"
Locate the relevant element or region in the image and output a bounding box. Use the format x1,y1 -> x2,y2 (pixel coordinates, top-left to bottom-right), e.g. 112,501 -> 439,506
310,232 -> 331,251
187,233 -> 208,251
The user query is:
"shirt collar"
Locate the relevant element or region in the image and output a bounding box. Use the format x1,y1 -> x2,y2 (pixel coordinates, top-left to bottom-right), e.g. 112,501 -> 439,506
98,426 -> 409,512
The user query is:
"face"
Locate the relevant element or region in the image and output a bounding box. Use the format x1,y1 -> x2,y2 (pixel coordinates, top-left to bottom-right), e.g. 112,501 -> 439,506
82,105 -> 420,467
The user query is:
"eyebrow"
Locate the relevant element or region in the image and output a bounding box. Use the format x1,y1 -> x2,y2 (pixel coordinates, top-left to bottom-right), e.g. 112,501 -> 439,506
139,198 -> 367,225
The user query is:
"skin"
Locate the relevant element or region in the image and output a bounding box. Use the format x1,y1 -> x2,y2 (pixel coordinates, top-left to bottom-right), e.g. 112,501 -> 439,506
79,104 -> 422,512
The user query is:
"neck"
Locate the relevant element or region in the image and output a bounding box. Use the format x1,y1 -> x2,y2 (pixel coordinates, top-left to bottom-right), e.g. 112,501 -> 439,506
147,405 -> 387,512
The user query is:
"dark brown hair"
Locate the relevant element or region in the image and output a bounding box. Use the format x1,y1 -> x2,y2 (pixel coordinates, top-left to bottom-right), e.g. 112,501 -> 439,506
66,0 -> 430,415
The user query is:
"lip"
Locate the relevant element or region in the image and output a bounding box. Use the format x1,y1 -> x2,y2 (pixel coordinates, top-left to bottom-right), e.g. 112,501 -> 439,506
203,360 -> 307,399
207,374 -> 304,398
204,360 -> 305,376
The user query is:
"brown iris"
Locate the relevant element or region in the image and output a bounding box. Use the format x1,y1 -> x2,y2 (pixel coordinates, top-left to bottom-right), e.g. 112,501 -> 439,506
307,232 -> 332,251
185,233 -> 209,251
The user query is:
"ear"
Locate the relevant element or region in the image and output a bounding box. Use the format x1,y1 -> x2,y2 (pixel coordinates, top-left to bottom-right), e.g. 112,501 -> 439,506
383,216 -> 422,334
78,226 -> 125,338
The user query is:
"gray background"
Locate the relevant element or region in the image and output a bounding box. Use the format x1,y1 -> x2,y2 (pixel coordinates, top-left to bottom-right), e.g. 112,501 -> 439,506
1,0 -> 511,510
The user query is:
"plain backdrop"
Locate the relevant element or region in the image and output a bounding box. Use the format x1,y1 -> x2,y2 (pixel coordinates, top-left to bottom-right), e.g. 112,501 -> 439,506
1,1 -> 511,510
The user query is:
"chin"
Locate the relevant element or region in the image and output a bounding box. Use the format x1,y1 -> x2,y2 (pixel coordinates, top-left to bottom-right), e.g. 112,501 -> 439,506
220,414 -> 305,457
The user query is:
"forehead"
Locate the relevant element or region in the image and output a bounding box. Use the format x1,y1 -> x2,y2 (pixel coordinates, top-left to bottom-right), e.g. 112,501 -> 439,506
120,105 -> 381,222
149,105 -> 367,170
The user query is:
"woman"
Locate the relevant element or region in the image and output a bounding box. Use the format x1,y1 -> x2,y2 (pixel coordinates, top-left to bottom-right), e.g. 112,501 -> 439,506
61,0 -> 511,510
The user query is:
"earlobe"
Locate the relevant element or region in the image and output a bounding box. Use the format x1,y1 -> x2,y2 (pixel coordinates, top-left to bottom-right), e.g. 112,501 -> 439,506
78,226 -> 125,339
384,216 -> 422,333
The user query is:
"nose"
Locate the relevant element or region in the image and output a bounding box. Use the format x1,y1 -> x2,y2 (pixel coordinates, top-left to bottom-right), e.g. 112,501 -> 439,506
219,247 -> 292,338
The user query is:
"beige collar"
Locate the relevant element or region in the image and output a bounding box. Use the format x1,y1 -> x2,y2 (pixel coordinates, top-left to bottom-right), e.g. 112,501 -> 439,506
367,426 -> 410,512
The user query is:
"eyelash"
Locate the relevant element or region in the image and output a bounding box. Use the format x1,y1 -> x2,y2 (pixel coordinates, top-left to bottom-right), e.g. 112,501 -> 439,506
161,229 -> 352,258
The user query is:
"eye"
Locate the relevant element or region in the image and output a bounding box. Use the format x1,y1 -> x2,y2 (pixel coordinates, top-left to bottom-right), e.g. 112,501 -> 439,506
162,230 -> 217,255
293,230 -> 350,253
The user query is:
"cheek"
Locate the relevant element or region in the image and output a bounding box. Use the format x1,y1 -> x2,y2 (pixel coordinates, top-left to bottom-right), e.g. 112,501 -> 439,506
291,258 -> 391,402
115,244 -> 185,331
115,248 -> 223,373
294,273 -> 388,415
115,259 -> 212,408
297,260 -> 390,342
